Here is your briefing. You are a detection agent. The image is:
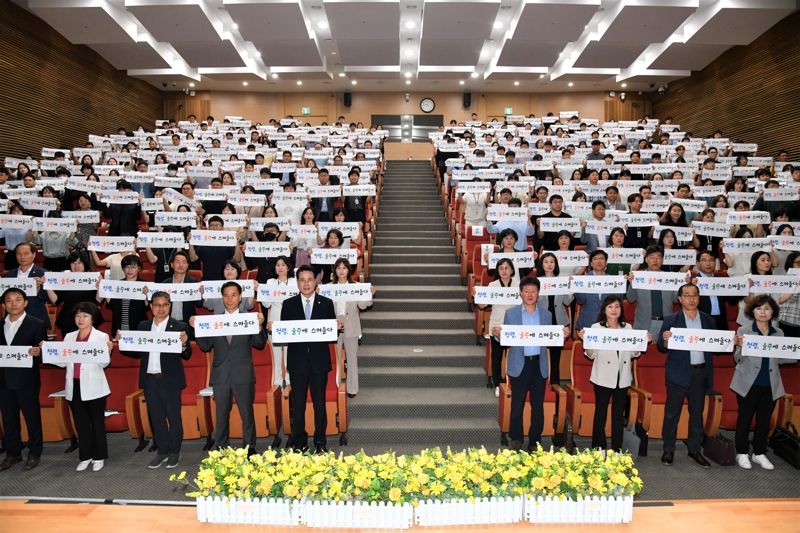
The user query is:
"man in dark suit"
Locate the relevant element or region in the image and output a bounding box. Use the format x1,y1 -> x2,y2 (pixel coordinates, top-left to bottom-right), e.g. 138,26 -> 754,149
311,169 -> 338,222
189,282 -> 266,453
103,179 -> 142,237
3,243 -> 50,328
278,265 -> 339,452
657,283 -> 718,468
692,250 -> 730,331
160,251 -> 201,324
119,291 -> 192,469
0,288 -> 49,471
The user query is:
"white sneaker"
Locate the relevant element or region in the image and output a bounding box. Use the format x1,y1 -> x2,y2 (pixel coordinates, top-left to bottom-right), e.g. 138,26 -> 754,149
751,454 -> 774,470
92,460 -> 105,472
736,454 -> 751,469
495,386 -> 500,398
76,459 -> 92,472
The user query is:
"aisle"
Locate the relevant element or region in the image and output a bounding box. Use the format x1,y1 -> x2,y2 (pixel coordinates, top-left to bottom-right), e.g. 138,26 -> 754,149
347,160 -> 498,453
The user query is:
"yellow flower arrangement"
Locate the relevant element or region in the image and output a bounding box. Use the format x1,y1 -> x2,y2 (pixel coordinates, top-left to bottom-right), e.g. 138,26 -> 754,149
169,446 -> 643,504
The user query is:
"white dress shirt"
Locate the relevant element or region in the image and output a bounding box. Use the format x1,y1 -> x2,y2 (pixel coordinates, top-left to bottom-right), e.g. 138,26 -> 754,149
16,265 -> 33,278
147,318 -> 169,374
3,312 -> 27,344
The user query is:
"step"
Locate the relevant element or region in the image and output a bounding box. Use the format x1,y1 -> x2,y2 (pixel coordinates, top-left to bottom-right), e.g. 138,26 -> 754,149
372,250 -> 453,257
348,403 -> 495,418
369,264 -> 460,275
345,426 -> 499,445
368,274 -> 462,286
359,367 -> 486,388
377,286 -> 465,299
364,329 -> 476,345
349,416 -> 495,431
371,245 -> 452,253
371,299 -> 465,312
358,344 -> 483,366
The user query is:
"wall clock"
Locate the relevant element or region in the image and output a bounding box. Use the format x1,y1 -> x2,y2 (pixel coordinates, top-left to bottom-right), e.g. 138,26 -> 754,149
420,97 -> 435,113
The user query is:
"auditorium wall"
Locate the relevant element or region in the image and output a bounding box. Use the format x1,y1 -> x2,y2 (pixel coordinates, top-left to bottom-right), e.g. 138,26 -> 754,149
0,0 -> 164,160
652,10 -> 800,158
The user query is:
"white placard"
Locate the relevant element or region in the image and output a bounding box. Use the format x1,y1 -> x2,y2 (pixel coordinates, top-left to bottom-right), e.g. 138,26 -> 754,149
200,279 -> 256,300
61,210 -> 100,224
0,214 -> 32,229
310,248 -> 358,265
662,249 -> 697,266
601,248 -> 644,265
318,283 -> 373,302
0,278 -> 38,297
487,205 -> 529,222
569,275 -> 627,294
584,220 -> 616,236
632,271 -> 686,291
696,276 -> 749,296
554,250 -> 589,268
500,325 -> 564,347
227,193 -> 267,207
619,214 -> 658,227
488,252 -> 536,269
474,286 -> 521,306
539,277 -> 573,296
583,328 -> 649,352
539,217 -> 581,233
0,347 -> 33,368
88,236 -> 135,253
317,222 -> 361,240
154,212 -> 197,228
146,283 -> 201,302
136,231 -> 188,249
749,275 -> 800,294
741,335 -> 800,360
667,328 -> 734,353
42,342 -> 110,365
32,217 -> 77,234
342,185 -> 376,197
641,198 -> 672,213
725,211 -> 771,225
98,279 -> 147,300
20,197 -> 59,211
194,312 -> 260,338
769,235 -> 800,252
764,188 -> 799,202
691,221 -> 730,238
271,319 -> 338,343
528,203 -> 552,216
722,238 -> 772,254
118,331 -> 183,353
189,230 -> 238,247
244,241 -> 291,258
257,284 -> 300,304
654,226 -> 694,243
307,185 -> 342,198
44,272 -> 100,291
66,177 -> 103,194
100,191 -> 140,205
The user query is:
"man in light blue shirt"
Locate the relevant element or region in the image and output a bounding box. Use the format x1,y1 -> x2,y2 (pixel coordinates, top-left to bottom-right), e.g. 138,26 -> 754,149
487,198 -> 535,252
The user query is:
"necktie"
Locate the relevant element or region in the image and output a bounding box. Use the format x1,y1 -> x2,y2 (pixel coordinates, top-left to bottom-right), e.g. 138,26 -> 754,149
304,299 -> 311,320
226,335 -> 232,343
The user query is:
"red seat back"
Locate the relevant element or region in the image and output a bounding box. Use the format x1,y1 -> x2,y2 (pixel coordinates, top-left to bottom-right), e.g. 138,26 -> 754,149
181,345 -> 209,405
105,349 -> 140,432
634,344 -> 668,403
713,354 -> 739,429
38,365 -> 66,408
571,342 -> 595,403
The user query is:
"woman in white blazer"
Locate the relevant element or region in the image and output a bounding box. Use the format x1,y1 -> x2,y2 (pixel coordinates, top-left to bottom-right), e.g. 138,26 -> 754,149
263,256 -> 298,388
58,302 -> 114,472
578,295 -> 651,451
731,295 -> 794,470
332,258 -> 374,398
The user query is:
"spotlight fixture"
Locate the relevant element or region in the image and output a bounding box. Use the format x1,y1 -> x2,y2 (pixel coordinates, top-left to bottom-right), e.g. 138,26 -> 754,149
338,72 -> 345,78
404,20 -> 416,30
620,83 -> 627,88
242,81 -> 248,86
567,82 -> 574,87
405,80 -> 411,85
404,71 -> 412,79
297,80 -> 303,86
459,80 -> 465,85
271,73 -> 279,79
189,82 -> 195,87
470,72 -> 479,78
513,81 -> 519,86
351,80 -> 357,85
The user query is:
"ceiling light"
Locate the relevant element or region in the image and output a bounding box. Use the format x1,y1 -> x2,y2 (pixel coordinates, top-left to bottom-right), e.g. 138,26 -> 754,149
514,81 -> 520,86
404,49 -> 415,59
459,80 -> 465,85
338,72 -> 345,78
297,80 -> 303,86
231,23 -> 238,30
271,73 -> 278,79
470,72 -> 479,79
242,81 -> 248,86
539,74 -> 545,78
404,71 -> 412,78
317,21 -> 328,30
493,21 -> 503,30
620,82 -> 627,88
404,20 -> 416,30
405,80 -> 411,85
189,82 -> 195,87
330,51 -> 337,56
568,82 -> 574,87
351,80 -> 357,85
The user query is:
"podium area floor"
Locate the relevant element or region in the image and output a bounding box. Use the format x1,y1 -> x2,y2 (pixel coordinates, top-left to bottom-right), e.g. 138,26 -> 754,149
0,431 -> 797,504
2,499 -> 799,533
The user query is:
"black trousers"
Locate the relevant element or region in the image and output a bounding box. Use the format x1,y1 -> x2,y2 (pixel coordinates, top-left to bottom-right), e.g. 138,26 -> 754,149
710,313 -> 727,332
144,376 -> 183,456
735,385 -> 775,455
69,380 -> 108,461
549,346 -> 562,385
592,384 -> 628,451
213,381 -> 256,450
490,337 -> 504,387
662,367 -> 707,454
509,356 -> 546,445
289,370 -> 328,449
0,384 -> 42,457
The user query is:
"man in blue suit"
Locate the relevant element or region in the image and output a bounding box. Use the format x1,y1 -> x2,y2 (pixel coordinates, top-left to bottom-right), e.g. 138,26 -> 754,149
503,277 -> 569,452
657,283 -> 718,468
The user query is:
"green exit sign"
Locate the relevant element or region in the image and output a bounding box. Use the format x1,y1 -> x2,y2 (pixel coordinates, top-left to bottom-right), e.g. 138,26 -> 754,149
504,107 -> 513,115
301,107 -> 311,115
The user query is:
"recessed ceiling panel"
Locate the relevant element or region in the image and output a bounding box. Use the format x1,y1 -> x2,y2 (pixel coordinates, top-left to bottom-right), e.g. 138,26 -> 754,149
650,43 -> 731,71
89,42 -> 170,70
574,42 -> 644,68
601,5 -> 695,44
420,39 -> 483,66
497,40 -> 563,67
226,3 -> 309,42
327,2 -> 400,40
127,5 -> 219,42
172,41 -> 246,69
512,3 -> 598,42
30,6 -> 133,44
422,2 -> 497,40
337,39 -> 399,66
257,39 -> 322,67
687,7 -> 793,45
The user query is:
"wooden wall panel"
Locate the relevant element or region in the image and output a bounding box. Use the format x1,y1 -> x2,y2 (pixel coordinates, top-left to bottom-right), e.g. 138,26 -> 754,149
652,11 -> 800,158
0,0 -> 163,160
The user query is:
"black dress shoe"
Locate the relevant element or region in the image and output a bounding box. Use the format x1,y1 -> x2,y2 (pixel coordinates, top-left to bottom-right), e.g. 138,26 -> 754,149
314,446 -> 329,454
0,455 -> 22,471
347,393 -> 356,399
22,455 -> 40,471
509,440 -> 523,452
661,451 -> 674,465
688,451 -> 711,468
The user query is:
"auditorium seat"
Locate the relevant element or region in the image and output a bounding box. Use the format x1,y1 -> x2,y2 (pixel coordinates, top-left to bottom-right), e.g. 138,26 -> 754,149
460,226 -> 490,282
779,363 -> 800,429
14,365 -> 73,444
281,344 -> 348,446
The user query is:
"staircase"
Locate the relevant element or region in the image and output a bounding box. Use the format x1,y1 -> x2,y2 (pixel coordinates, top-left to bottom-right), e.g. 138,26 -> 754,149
348,160 -> 498,454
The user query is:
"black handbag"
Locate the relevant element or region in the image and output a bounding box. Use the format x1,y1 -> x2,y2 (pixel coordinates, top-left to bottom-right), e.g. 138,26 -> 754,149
769,422 -> 800,469
634,422 -> 648,457
552,413 -> 575,453
703,434 -> 736,466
